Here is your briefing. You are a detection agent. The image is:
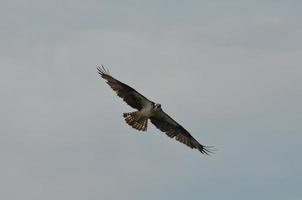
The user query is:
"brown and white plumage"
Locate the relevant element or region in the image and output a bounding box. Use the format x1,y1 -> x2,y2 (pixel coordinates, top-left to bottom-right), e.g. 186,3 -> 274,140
97,66 -> 213,155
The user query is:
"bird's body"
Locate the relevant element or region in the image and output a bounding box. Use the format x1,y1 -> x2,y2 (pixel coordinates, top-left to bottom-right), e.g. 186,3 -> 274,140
124,102 -> 166,131
135,100 -> 154,119
97,66 -> 213,155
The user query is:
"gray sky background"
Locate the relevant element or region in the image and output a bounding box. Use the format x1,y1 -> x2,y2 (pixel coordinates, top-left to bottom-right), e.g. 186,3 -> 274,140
1,1 -> 301,199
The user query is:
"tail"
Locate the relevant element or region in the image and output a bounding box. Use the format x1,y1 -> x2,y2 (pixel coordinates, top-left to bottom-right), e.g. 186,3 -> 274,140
123,111 -> 148,131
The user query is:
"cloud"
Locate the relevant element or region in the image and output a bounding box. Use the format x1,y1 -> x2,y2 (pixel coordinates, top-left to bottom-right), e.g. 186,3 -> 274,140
0,1 -> 301,199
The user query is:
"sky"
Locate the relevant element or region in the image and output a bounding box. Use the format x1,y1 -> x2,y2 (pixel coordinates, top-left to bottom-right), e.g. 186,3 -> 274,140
0,0 -> 301,199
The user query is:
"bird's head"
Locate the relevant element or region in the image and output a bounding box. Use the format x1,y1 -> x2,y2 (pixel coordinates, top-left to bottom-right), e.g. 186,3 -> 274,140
153,103 -> 162,111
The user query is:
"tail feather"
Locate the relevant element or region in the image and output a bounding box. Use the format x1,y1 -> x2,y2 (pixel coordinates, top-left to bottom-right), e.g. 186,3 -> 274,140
123,111 -> 148,131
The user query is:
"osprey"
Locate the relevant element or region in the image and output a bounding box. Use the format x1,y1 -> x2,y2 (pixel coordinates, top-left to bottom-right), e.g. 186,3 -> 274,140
97,66 -> 213,155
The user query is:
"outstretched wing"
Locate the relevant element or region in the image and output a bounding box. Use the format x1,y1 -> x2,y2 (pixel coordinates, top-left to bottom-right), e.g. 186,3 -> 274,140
150,110 -> 213,155
97,66 -> 152,110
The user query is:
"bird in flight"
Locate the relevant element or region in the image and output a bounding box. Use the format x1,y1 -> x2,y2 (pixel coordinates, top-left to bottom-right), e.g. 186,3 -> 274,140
97,66 -> 213,155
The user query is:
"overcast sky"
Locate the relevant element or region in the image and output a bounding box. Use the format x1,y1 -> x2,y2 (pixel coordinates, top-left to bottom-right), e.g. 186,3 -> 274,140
1,1 -> 301,199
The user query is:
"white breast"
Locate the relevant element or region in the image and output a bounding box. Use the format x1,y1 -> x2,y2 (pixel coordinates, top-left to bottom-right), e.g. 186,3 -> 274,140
140,102 -> 153,117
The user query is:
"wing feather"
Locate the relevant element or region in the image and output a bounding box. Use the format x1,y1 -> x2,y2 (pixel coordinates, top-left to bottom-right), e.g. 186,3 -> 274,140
150,110 -> 213,155
97,66 -> 151,110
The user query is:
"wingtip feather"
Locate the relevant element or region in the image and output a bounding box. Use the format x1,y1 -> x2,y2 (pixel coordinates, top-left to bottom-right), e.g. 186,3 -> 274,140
198,145 -> 216,155
97,65 -> 111,79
